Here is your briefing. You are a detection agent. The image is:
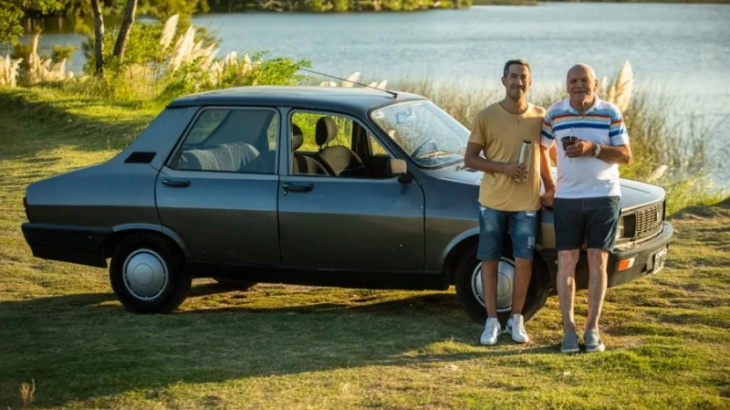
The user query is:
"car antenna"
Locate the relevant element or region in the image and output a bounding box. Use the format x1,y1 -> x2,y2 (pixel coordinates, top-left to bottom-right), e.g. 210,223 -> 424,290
299,67 -> 398,99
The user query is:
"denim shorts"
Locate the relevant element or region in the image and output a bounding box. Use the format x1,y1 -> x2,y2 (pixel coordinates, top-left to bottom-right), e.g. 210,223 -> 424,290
553,196 -> 621,252
477,205 -> 538,261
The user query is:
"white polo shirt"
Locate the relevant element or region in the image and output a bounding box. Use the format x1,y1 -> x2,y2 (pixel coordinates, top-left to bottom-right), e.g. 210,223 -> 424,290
541,97 -> 630,199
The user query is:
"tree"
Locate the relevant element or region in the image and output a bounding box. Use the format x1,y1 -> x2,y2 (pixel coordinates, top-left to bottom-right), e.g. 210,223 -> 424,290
0,0 -> 67,44
113,0 -> 137,63
90,0 -> 104,74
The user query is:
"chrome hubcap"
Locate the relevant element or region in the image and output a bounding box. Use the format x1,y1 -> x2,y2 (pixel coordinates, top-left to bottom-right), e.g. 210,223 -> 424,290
471,257 -> 515,313
123,249 -> 168,300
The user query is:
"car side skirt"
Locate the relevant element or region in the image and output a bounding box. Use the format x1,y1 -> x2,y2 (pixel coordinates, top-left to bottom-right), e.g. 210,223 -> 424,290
21,223 -> 111,268
189,262 -> 450,291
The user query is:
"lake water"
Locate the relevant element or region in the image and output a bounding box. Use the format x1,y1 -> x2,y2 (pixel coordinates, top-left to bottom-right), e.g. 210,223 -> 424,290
4,3 -> 730,186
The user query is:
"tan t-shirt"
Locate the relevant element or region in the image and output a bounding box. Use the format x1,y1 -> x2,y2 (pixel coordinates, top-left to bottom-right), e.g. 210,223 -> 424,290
468,102 -> 545,212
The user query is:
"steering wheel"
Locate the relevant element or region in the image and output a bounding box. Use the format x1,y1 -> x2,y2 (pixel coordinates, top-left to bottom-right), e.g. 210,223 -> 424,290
411,139 -> 438,159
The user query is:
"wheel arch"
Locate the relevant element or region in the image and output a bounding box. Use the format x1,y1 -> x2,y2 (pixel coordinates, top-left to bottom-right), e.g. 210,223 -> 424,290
104,224 -> 191,261
442,231 -> 479,285
442,231 -> 552,286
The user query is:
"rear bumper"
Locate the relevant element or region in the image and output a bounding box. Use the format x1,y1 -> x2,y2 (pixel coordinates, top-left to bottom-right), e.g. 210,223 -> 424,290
21,223 -> 111,268
541,222 -> 674,290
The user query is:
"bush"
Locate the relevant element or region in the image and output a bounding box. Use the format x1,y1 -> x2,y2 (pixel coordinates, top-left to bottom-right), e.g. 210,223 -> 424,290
75,16 -> 310,103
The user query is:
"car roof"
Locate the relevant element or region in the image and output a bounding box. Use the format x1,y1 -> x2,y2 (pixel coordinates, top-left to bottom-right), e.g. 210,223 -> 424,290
166,86 -> 427,112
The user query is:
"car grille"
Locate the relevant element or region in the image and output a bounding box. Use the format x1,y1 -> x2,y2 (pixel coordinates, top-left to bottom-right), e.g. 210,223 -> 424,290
635,202 -> 664,239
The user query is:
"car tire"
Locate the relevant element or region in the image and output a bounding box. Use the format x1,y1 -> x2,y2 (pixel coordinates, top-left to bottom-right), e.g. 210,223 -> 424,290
454,243 -> 550,326
109,232 -> 190,314
213,278 -> 257,291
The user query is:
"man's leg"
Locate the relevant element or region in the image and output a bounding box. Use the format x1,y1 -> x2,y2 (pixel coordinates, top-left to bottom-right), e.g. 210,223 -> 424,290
476,206 -> 507,345
585,249 -> 608,332
557,249 -> 580,334
583,196 -> 620,352
481,260 -> 499,318
506,210 -> 538,343
511,257 -> 531,315
553,198 -> 585,353
509,210 -> 538,316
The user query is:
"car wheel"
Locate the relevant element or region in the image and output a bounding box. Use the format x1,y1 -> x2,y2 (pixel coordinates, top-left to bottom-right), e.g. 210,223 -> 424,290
454,243 -> 550,325
213,278 -> 257,291
110,233 -> 190,314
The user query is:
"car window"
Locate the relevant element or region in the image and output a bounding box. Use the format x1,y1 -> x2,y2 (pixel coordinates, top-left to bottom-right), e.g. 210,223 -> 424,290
290,111 -> 392,179
370,135 -> 388,156
371,101 -> 469,168
171,108 -> 278,174
291,112 -> 352,153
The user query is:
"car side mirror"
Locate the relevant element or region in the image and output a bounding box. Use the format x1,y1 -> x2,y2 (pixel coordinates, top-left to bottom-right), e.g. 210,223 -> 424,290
386,158 -> 411,184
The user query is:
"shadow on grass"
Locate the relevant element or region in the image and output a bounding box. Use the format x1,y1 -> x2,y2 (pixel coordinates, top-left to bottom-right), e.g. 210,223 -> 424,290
0,289 -> 551,408
0,88 -> 157,157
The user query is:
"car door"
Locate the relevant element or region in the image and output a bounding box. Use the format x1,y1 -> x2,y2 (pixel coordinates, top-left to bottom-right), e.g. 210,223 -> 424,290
278,110 -> 425,272
156,106 -> 281,266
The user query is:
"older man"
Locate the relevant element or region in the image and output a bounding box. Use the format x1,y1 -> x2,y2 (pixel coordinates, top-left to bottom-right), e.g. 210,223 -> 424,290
465,59 -> 555,346
541,64 -> 632,353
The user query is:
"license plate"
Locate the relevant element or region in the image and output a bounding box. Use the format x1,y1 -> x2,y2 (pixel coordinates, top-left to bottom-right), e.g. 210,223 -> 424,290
652,247 -> 667,274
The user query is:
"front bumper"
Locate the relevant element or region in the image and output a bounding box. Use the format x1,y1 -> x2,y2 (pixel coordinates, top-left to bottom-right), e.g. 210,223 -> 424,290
604,222 -> 674,288
21,223 -> 111,268
541,222 -> 674,290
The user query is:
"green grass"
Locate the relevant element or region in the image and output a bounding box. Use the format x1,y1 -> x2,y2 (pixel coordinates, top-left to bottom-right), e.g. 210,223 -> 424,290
1,86 -> 729,409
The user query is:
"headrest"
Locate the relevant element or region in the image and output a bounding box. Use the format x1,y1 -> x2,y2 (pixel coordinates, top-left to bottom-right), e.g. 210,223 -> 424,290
292,124 -> 303,151
315,117 -> 338,146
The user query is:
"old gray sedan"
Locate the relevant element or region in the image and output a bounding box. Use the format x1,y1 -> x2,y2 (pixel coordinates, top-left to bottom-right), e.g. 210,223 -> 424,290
21,86 -> 673,323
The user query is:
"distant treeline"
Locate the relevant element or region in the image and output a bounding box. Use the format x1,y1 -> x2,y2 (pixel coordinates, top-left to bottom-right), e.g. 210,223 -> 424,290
206,0 -> 471,12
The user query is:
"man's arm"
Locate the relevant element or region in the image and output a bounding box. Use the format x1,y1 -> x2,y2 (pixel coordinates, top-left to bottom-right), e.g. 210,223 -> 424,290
539,145 -> 556,207
464,142 -> 525,180
548,144 -> 557,165
564,140 -> 632,164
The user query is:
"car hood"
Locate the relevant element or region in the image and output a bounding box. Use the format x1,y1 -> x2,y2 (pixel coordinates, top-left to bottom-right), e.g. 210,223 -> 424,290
440,167 -> 665,210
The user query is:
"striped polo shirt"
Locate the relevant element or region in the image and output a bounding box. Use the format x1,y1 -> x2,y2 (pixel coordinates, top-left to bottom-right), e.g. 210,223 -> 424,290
541,96 -> 630,199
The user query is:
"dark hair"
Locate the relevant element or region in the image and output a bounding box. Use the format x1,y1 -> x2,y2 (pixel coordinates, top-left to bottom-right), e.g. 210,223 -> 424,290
503,59 -> 531,78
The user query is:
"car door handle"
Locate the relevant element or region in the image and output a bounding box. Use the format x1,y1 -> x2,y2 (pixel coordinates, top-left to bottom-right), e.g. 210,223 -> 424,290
282,183 -> 314,194
161,179 -> 191,188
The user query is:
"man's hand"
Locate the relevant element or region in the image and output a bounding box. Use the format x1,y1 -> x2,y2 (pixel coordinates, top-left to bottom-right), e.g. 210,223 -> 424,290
541,189 -> 555,208
565,139 -> 594,158
503,163 -> 526,180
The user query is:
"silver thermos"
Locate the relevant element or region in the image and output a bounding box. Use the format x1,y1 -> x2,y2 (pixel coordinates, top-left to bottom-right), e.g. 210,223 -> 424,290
516,140 -> 531,182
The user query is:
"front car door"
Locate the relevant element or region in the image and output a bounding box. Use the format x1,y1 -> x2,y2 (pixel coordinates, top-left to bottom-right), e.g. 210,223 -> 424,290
156,106 -> 281,267
278,109 -> 425,273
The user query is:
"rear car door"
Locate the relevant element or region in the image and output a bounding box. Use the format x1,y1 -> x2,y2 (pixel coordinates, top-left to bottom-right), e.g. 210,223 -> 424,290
156,107 -> 281,266
278,110 -> 425,272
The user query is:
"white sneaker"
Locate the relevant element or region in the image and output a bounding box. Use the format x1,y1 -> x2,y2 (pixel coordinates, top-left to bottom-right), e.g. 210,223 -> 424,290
480,317 -> 501,345
506,314 -> 530,343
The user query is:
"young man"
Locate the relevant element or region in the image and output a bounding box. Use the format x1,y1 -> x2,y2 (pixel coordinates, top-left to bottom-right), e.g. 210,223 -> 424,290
464,60 -> 556,345
541,64 -> 632,353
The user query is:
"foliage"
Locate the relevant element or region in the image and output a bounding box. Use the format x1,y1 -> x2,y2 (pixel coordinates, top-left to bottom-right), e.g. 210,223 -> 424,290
0,0 -> 25,44
245,0 -> 469,11
51,44 -> 75,61
0,0 -> 67,43
71,16 -> 309,102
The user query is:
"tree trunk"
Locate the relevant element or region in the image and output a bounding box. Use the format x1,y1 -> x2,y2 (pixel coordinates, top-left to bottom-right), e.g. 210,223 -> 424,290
91,0 -> 105,75
113,0 -> 138,63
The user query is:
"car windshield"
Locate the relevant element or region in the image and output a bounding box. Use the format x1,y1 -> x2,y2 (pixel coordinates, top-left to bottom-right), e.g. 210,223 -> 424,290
370,100 -> 470,168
